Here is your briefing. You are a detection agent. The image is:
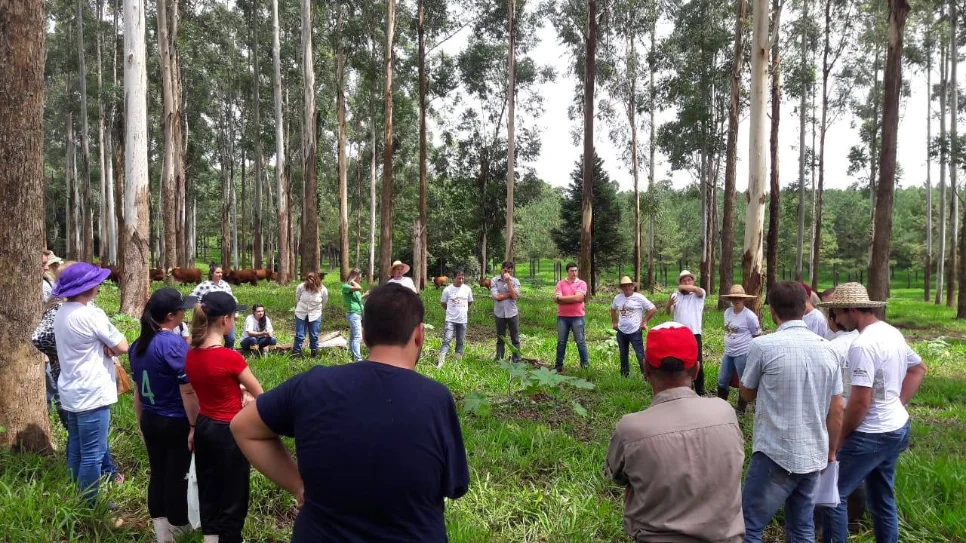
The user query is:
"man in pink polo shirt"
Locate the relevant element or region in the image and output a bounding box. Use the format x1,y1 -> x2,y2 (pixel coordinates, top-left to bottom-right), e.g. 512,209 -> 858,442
554,262 -> 589,372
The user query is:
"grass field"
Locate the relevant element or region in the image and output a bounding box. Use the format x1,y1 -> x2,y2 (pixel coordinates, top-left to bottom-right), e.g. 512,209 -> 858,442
2,263 -> 965,542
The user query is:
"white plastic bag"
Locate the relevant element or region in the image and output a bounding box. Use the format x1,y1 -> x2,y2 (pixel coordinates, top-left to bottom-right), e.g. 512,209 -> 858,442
187,453 -> 201,529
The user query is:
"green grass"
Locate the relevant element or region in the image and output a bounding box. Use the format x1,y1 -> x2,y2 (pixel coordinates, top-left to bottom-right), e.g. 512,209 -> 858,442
2,268 -> 965,542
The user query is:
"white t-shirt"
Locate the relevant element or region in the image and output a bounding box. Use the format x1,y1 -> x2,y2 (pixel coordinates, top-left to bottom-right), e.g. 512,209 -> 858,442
848,321 -> 922,433
723,307 -> 761,356
54,301 -> 126,412
441,284 -> 474,324
387,276 -> 418,293
671,291 -> 706,335
611,292 -> 656,334
828,330 -> 860,400
244,315 -> 274,336
803,308 -> 829,338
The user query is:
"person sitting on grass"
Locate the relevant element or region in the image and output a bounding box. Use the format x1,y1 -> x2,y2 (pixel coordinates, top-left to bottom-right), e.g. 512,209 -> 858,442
606,322 -> 745,542
241,304 -> 277,355
129,288 -> 199,543
610,276 -> 656,378
186,292 -> 264,543
438,269 -> 473,368
717,284 -> 761,413
230,284 -> 470,542
293,272 -> 328,357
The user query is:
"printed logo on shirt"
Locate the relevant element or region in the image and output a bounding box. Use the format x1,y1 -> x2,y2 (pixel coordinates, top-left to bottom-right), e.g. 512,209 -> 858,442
873,369 -> 886,400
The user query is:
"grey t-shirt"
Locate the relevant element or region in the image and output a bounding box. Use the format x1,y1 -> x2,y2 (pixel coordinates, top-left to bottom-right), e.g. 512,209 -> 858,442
490,276 -> 521,319
723,307 -> 761,356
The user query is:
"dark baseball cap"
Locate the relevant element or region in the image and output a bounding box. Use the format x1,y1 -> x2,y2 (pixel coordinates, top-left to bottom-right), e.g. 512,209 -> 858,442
199,291 -> 245,318
147,288 -> 198,322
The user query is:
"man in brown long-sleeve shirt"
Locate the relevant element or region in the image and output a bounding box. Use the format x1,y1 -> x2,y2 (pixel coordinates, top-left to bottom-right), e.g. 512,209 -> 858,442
606,322 -> 745,542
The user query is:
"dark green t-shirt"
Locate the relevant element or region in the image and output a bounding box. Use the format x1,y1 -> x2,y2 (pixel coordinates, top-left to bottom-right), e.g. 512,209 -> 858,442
342,283 -> 363,314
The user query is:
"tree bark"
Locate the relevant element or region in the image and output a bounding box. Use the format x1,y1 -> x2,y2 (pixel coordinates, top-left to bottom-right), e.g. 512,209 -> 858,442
156,0 -> 177,272
580,0 -> 598,294
766,0 -> 781,295
220,101 -> 232,271
379,0 -> 397,283
251,5 -> 263,269
505,0 -> 517,264
272,0 -> 290,284
77,0 -> 95,262
96,0 -> 109,264
811,0 -> 831,291
647,24 -> 656,290
300,0 -> 319,276
938,39 -> 948,304
742,0 -> 770,300
0,0 -> 54,453
337,4 -> 350,282
866,0 -> 910,301
629,35 -> 641,285
926,23 -> 933,302
948,0 -> 958,307
415,0 -> 428,289
720,0 -> 747,308
795,0 -> 808,281
120,0 -> 151,318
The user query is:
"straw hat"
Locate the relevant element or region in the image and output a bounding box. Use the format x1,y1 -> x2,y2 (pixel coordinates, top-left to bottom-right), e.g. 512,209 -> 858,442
390,260 -> 411,275
817,282 -> 886,308
720,284 -> 756,299
678,269 -> 694,281
618,276 -> 636,286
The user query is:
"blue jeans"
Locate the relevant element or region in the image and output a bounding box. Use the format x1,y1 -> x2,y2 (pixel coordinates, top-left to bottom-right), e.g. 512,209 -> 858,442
240,336 -> 277,351
293,317 -> 321,354
347,313 -> 362,361
718,353 -> 748,389
743,451 -> 820,543
556,316 -> 588,370
440,322 -> 467,356
822,420 -> 911,543
66,406 -> 112,502
616,330 -> 644,376
223,327 -> 236,348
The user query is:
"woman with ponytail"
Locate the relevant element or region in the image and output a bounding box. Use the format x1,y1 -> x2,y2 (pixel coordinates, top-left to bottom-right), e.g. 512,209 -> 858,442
129,288 -> 200,542
186,291 -> 264,543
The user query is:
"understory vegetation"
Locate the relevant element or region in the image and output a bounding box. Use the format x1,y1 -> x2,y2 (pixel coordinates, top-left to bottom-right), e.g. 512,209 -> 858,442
2,262 -> 965,542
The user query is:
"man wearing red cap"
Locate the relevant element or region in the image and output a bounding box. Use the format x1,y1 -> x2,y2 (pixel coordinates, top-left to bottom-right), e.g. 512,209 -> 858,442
606,322 -> 744,542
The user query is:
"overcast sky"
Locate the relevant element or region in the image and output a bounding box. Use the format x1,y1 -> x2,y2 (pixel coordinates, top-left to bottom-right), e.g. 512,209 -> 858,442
525,24 -> 937,195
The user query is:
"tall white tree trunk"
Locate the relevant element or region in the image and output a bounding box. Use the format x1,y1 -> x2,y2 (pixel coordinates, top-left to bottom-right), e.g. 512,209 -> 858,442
949,0 -> 959,307
378,0 -> 397,283
336,3 -> 349,281
937,41 -> 947,304
77,0 -> 95,261
926,24 -> 933,301
96,0 -> 109,263
272,0 -> 290,283
795,0 -> 808,281
742,0 -> 769,297
121,0 -> 150,317
369,100 -> 377,282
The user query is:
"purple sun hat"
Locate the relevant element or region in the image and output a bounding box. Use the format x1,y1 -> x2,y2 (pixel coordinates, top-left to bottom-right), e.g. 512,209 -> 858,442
51,262 -> 112,298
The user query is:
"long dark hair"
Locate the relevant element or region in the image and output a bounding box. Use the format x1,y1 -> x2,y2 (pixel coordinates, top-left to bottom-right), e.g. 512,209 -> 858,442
135,308 -> 162,357
252,304 -> 267,331
304,272 -> 321,292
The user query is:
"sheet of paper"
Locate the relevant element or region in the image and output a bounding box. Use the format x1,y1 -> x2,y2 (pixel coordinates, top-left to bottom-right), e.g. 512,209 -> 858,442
812,461 -> 840,507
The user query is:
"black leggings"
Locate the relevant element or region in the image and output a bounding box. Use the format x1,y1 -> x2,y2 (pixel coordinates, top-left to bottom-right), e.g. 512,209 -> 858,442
140,411 -> 192,525
195,414 -> 250,543
694,333 -> 706,395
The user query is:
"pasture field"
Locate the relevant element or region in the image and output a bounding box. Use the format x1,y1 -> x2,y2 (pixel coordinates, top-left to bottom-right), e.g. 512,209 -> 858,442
2,263 -> 965,542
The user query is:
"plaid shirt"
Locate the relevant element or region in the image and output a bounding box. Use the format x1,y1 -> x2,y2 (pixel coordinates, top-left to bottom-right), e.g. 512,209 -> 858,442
742,320 -> 843,474
190,280 -> 233,299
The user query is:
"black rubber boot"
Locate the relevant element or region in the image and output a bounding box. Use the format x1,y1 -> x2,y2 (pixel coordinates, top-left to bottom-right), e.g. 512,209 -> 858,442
716,387 -> 730,401
736,396 -> 748,415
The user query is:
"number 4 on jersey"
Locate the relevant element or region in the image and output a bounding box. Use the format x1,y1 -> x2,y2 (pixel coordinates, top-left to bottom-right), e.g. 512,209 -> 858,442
140,370 -> 156,405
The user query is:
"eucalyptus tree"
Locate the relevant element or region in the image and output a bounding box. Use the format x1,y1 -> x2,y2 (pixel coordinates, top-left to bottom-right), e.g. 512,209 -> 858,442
76,0 -> 94,261
272,0 -> 290,283
378,0 -> 396,283
867,0 -> 912,301
744,0 -> 770,298
0,0 -> 54,453
300,0 -> 320,276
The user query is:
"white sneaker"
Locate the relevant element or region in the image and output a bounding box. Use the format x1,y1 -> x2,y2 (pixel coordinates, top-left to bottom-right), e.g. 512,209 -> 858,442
203,536 -> 219,543
169,524 -> 193,540
151,518 -> 174,543
437,352 -> 446,368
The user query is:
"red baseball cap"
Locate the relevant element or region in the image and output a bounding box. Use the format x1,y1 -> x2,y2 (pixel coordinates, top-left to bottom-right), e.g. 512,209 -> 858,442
799,282 -> 813,298
645,322 -> 699,371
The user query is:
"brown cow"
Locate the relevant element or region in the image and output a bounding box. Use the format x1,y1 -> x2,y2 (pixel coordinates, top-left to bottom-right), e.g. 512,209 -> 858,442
433,276 -> 449,289
100,264 -> 120,283
226,268 -> 258,286
149,268 -> 165,281
479,278 -> 492,289
269,271 -> 279,282
254,268 -> 269,280
169,267 -> 202,284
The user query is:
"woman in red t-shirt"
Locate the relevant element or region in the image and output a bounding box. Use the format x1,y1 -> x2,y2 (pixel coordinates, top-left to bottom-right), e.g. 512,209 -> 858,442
185,291 -> 264,543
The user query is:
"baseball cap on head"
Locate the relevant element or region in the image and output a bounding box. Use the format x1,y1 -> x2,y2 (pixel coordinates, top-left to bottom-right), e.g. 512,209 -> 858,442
199,291 -> 245,318
147,288 -> 198,322
645,322 -> 699,372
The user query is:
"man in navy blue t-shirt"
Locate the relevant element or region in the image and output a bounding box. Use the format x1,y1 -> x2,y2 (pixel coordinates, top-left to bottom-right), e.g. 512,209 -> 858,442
231,284 -> 470,542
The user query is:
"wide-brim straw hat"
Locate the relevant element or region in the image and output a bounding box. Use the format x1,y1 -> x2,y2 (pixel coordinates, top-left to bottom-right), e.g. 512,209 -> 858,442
721,284 -> 757,299
817,282 -> 886,309
391,260 -> 411,275
618,276 -> 637,286
678,269 -> 694,281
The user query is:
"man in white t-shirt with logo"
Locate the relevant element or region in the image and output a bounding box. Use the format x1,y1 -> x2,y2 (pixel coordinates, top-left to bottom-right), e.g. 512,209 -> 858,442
610,276 -> 656,377
665,270 -> 707,395
438,269 -> 474,368
819,283 -> 927,543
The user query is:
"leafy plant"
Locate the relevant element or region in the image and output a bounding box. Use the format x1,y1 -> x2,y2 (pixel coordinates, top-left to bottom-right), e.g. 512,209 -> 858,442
463,391 -> 492,417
